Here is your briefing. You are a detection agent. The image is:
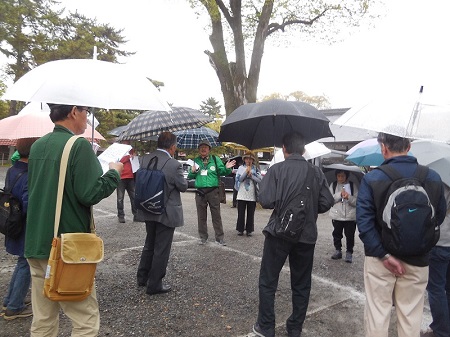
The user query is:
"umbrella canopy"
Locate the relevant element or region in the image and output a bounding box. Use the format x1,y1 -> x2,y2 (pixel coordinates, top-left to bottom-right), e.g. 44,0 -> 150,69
269,142 -> 331,167
118,107 -> 211,141
2,59 -> 170,111
219,99 -> 333,149
346,144 -> 384,167
173,127 -> 221,149
322,164 -> 365,187
333,89 -> 450,143
410,140 -> 450,186
107,125 -> 129,137
345,138 -> 378,155
346,143 -> 413,167
0,102 -> 104,145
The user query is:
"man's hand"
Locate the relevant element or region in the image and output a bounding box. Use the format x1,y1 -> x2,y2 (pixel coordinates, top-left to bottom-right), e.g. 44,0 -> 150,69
226,160 -> 236,169
382,255 -> 406,277
109,162 -> 124,175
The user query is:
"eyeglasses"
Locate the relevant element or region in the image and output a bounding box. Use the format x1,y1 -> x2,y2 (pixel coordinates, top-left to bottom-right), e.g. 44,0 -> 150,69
78,107 -> 91,114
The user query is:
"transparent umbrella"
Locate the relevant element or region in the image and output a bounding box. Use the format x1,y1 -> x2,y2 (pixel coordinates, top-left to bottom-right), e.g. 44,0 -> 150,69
334,87 -> 450,143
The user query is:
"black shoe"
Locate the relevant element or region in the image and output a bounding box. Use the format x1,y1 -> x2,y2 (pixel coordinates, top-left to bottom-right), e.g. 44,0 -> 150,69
286,327 -> 302,337
147,284 -> 172,295
118,217 -> 125,223
331,250 -> 342,260
137,281 -> 146,287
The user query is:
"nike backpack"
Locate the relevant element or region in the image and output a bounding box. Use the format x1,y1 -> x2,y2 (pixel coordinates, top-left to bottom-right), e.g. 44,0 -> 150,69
378,165 -> 440,256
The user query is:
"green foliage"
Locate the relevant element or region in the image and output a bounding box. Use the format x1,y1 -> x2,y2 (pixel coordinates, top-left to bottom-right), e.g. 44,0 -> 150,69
260,90 -> 330,109
199,97 -> 222,118
0,0 -> 133,115
0,79 -> 9,119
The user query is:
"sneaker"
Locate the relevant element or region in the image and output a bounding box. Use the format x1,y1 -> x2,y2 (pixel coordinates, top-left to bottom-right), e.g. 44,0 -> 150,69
331,250 -> 342,260
246,232 -> 253,237
345,252 -> 353,263
237,231 -> 244,236
198,239 -> 207,245
118,217 -> 125,223
252,323 -> 273,337
215,239 -> 227,246
4,306 -> 33,320
24,295 -> 31,306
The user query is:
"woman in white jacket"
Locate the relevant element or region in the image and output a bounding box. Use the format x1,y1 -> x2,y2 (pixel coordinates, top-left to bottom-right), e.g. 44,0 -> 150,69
328,169 -> 358,263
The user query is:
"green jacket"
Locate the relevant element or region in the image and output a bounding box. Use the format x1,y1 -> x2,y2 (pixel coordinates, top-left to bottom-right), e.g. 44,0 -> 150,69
187,155 -> 231,188
25,125 -> 120,259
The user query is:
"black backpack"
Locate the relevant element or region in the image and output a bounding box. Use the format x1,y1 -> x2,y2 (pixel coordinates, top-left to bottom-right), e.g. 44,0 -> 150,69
273,163 -> 314,243
134,156 -> 170,215
378,165 -> 439,256
0,170 -> 26,239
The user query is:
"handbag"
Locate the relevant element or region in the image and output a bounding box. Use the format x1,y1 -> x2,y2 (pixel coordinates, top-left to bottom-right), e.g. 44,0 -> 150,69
43,136 -> 104,302
0,170 -> 26,239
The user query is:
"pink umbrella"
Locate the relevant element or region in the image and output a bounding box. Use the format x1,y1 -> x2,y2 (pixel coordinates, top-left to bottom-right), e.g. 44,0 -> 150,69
0,102 -> 104,145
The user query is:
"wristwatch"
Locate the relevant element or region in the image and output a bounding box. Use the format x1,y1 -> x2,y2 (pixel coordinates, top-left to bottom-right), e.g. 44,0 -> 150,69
381,253 -> 391,261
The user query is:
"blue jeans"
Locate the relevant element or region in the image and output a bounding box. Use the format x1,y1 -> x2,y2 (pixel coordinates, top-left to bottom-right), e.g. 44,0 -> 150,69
427,245 -> 450,337
3,256 -> 31,311
257,234 -> 315,336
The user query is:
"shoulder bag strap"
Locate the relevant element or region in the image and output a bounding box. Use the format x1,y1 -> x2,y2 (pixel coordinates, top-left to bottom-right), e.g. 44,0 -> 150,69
5,169 -> 27,193
53,136 -> 95,237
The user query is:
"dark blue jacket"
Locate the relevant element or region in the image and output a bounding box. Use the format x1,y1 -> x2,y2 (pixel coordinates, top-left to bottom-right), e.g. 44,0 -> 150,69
356,155 -> 446,266
4,161 -> 28,256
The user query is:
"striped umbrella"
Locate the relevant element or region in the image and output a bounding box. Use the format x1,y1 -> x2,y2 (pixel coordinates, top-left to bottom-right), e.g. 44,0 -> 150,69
174,127 -> 221,149
118,107 -> 211,141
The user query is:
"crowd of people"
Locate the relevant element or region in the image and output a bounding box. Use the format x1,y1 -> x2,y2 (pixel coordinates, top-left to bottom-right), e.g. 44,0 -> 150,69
1,111 -> 449,337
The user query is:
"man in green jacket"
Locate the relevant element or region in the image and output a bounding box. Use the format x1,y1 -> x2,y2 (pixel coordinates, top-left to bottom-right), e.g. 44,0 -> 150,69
188,139 -> 235,246
25,104 -> 123,337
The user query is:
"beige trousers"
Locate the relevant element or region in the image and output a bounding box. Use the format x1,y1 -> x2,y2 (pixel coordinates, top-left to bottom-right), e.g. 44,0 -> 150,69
28,258 -> 100,337
363,256 -> 428,337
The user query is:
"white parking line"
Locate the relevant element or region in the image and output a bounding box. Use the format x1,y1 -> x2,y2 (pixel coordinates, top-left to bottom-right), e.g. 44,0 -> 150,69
119,229 -> 432,335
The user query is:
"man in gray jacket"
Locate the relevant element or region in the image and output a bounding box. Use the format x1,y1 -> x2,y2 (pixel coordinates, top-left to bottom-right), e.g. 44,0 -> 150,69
136,132 -> 188,295
252,132 -> 333,337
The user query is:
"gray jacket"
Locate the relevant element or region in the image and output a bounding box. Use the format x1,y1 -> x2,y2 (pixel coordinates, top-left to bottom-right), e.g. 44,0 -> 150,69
259,154 -> 333,244
136,149 -> 188,227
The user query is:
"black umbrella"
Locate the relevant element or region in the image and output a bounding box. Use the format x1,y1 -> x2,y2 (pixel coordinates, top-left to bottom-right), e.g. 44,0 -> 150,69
219,99 -> 333,149
118,107 -> 212,141
107,125 -> 129,137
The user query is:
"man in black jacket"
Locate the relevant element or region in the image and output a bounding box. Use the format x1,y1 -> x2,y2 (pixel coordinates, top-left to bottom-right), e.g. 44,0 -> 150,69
252,132 -> 333,337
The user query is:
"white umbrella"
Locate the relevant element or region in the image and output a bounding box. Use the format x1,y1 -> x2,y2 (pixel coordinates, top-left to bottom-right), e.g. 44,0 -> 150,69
333,89 -> 450,143
269,142 -> 331,167
410,140 -> 450,187
2,59 -> 170,111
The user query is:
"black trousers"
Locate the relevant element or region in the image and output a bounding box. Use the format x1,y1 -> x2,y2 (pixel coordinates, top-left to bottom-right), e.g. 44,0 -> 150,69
236,200 -> 256,233
331,220 -> 357,253
137,221 -> 175,293
257,234 -> 315,335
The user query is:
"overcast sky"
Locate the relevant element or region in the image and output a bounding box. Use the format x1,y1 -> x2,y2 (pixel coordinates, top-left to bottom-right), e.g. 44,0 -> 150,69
4,0 -> 450,110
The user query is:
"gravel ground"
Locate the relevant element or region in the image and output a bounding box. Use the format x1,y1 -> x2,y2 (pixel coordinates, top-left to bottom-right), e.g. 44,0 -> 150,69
0,166 -> 433,337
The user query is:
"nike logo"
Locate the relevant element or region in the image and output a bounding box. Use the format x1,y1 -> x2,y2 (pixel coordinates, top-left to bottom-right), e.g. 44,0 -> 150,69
408,208 -> 417,213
